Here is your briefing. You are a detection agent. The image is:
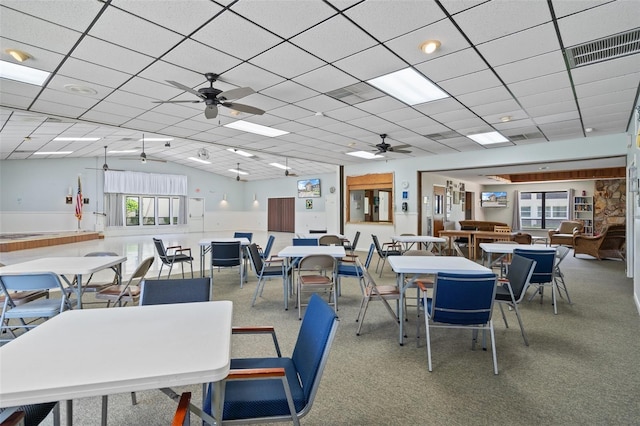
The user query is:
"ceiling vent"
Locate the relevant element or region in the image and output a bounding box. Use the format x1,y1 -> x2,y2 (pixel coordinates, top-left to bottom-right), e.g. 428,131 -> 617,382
508,132 -> 544,142
424,130 -> 460,140
565,28 -> 640,69
326,82 -> 384,105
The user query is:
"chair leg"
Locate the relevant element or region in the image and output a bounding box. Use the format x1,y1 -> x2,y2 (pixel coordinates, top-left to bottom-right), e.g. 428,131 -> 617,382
490,321 -> 499,375
131,391 -> 137,405
498,303 -> 509,328
251,278 -> 263,307
101,395 -> 108,426
157,264 -> 164,279
511,303 -> 529,346
425,305 -> 433,372
355,298 -> 370,336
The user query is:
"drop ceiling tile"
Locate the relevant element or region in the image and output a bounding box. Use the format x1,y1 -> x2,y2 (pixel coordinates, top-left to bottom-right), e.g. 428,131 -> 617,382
483,109 -> 530,124
0,79 -> 42,99
533,110 -> 580,125
81,109 -> 136,126
230,1 -> 336,39
456,86 -> 512,107
439,0 -> 489,16
111,0 -> 223,36
291,15 -> 377,63
494,119 -> 536,131
377,106 -> 426,123
574,73 -> 640,98
526,100 -> 577,117
413,97 -> 466,115
135,111 -> 185,126
416,48 -> 487,82
293,65 -> 359,94
324,106 -> 369,121
161,39 -> 242,77
88,7 -> 183,57
192,12 -> 282,60
46,74 -> 113,102
31,99 -> 88,118
557,1 -> 639,46
552,0 -> 615,18
476,23 -> 560,67
344,1 -> 445,42
2,0 -> 103,31
453,0 -> 551,44
103,90 -> 157,110
570,53 -> 640,85
137,60 -> 205,89
396,115 -> 441,130
518,87 -> 576,109
493,50 -> 566,83
57,57 -> 132,89
470,99 -> 522,116
295,95 -> 348,113
118,76 -> 185,101
333,45 -> 406,80
508,71 -> 572,97
581,100 -> 634,119
0,7 -> 82,55
355,96 -> 407,114
384,18 -> 472,66
121,118 -> 166,132
71,36 -> 156,75
250,42 -> 325,79
224,63 -> 286,92
268,104 -> 312,121
37,87 -> 98,109
438,69 -> 503,96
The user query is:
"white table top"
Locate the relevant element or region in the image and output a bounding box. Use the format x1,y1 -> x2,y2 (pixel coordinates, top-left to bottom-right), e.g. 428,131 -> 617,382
391,235 -> 447,243
387,255 -> 492,274
0,256 -> 127,276
0,301 -> 232,407
278,245 -> 346,258
479,243 -> 557,254
199,237 -> 250,247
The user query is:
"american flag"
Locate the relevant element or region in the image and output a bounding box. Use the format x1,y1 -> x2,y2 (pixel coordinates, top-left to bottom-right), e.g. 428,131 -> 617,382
75,176 -> 83,221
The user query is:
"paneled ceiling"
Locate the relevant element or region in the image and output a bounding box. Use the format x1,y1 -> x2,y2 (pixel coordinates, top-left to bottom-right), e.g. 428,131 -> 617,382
0,0 -> 638,181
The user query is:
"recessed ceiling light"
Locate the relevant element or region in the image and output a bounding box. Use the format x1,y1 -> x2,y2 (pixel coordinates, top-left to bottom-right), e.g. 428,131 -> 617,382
227,148 -> 254,158
0,60 -> 50,86
367,68 -> 448,106
269,162 -> 291,170
348,142 -> 357,147
34,151 -> 72,155
4,48 -> 31,62
585,127 -> 593,133
500,116 -> 512,122
64,84 -> 97,96
224,120 -> 289,137
419,40 -> 441,54
467,131 -> 509,145
188,157 -> 211,164
53,137 -> 101,142
228,168 -> 248,175
346,151 -> 384,160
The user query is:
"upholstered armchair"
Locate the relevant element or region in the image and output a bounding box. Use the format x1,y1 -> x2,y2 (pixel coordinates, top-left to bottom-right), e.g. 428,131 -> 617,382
573,224 -> 626,260
548,220 -> 584,246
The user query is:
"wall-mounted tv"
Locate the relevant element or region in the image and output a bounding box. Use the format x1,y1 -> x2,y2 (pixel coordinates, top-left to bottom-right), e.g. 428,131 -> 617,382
298,178 -> 321,198
481,191 -> 508,207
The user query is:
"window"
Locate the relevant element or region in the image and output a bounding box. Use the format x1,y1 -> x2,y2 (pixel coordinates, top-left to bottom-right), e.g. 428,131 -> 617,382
519,191 -> 569,230
346,173 -> 394,224
125,195 -> 182,227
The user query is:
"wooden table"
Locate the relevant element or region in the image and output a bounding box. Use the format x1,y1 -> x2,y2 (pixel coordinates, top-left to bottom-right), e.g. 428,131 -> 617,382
391,235 -> 447,254
0,301 -> 233,426
387,255 -> 492,345
438,230 -> 517,260
0,256 -> 127,309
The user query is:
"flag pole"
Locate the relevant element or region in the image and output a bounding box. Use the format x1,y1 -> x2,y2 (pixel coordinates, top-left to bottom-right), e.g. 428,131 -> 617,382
75,175 -> 83,232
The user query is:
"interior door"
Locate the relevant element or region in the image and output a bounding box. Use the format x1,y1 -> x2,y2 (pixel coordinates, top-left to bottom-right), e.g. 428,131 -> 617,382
268,197 -> 295,232
188,198 -> 204,233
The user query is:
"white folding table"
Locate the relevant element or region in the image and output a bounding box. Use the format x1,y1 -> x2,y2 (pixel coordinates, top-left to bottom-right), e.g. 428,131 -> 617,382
387,256 -> 492,346
0,256 -> 127,309
0,301 -> 232,426
277,245 -> 346,310
391,235 -> 447,254
479,243 -> 556,269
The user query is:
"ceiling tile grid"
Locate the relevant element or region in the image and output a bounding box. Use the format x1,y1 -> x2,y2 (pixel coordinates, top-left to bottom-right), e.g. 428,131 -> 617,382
0,1 -> 637,181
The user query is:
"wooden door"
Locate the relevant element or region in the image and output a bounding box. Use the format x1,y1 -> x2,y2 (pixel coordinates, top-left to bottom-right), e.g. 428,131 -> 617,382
268,197 -> 295,232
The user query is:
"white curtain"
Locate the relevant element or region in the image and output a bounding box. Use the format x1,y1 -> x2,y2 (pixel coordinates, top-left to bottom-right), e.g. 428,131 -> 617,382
512,190 -> 520,230
568,188 -> 575,220
104,170 -> 187,195
105,193 -> 124,226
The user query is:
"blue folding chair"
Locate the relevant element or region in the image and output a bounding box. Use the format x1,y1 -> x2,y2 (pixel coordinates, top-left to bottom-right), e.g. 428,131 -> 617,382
336,243 -> 375,295
514,248 -> 559,314
422,272 -> 499,374
204,294 -> 338,425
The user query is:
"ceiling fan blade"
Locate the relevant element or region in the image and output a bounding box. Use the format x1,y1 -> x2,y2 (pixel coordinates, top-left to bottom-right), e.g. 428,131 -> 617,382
391,149 -> 412,154
391,144 -> 411,150
225,102 -> 265,115
218,87 -> 254,101
166,80 -> 206,99
151,100 -> 202,104
148,158 -> 167,163
204,105 -> 218,119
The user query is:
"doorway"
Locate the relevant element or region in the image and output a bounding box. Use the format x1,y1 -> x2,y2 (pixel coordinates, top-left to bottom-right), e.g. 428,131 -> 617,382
188,198 -> 204,233
268,197 -> 295,232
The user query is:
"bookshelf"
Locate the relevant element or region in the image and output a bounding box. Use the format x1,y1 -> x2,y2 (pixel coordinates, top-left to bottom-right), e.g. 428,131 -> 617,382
573,196 -> 593,235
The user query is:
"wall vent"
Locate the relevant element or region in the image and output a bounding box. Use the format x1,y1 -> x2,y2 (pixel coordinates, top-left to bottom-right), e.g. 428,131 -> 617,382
566,28 -> 640,69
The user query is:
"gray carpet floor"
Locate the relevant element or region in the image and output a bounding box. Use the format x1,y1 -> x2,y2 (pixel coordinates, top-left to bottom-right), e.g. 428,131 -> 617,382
21,251 -> 640,425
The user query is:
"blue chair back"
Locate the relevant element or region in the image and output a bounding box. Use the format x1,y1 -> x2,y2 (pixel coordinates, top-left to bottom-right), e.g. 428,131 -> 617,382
363,243 -> 375,269
293,238 -> 318,246
233,232 -> 253,242
139,278 -> 211,305
211,241 -> 241,267
261,235 -> 275,259
513,249 -> 555,284
291,294 -> 339,402
431,273 -> 497,325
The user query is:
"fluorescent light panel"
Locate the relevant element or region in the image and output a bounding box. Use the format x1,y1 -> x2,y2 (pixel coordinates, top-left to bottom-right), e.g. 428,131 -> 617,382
224,120 -> 289,137
227,148 -> 254,157
0,60 -> 50,86
467,131 -> 509,145
228,168 -> 249,175
269,162 -> 290,170
346,151 -> 384,159
34,151 -> 72,155
188,157 -> 211,164
53,137 -> 101,142
367,68 -> 448,105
